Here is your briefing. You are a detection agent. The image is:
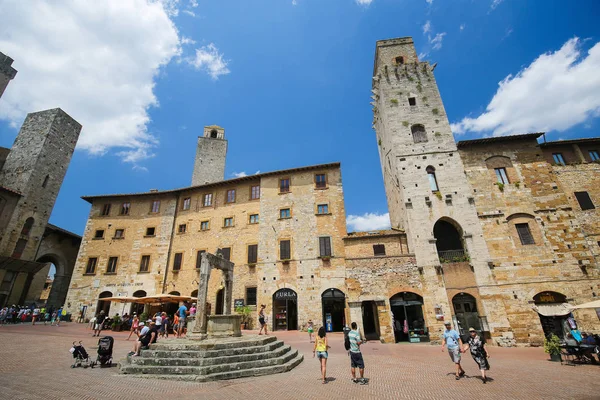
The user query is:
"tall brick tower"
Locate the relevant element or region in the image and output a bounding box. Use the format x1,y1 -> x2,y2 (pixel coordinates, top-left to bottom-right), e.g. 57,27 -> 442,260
0,108 -> 82,263
191,125 -> 228,186
0,51 -> 18,99
372,38 -> 510,338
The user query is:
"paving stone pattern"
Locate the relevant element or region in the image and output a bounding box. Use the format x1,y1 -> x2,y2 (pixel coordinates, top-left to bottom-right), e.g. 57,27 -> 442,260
0,323 -> 598,400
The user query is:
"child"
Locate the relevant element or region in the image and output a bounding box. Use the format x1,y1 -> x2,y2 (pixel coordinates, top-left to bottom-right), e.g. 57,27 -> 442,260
313,326 -> 329,384
307,319 -> 314,343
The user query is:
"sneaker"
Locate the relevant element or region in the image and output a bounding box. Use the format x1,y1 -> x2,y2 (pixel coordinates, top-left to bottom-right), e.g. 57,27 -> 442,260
127,352 -> 134,356
359,378 -> 367,385
352,378 -> 359,383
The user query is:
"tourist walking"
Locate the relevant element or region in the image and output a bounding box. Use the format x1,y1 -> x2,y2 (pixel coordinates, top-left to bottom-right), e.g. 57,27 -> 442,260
258,304 -> 268,335
55,307 -> 63,326
307,319 -> 314,343
441,321 -> 465,380
93,310 -> 106,337
127,314 -> 139,340
161,312 -> 169,338
32,307 -> 40,325
313,326 -> 329,384
463,327 -> 491,383
176,302 -> 188,338
349,322 -> 367,384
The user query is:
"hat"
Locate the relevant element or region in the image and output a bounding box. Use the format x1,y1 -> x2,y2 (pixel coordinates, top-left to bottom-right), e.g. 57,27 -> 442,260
146,319 -> 152,323
139,322 -> 145,326
468,327 -> 476,332
444,321 -> 451,326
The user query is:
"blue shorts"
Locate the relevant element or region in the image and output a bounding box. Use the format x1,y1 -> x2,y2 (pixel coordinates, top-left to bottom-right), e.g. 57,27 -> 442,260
316,351 -> 328,359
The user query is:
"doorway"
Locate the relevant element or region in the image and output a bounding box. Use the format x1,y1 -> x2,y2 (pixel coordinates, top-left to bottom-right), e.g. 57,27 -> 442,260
362,301 -> 380,341
321,288 -> 346,332
389,292 -> 429,343
452,293 -> 481,337
533,291 -> 571,339
216,289 -> 224,315
272,288 -> 298,331
96,291 -> 112,316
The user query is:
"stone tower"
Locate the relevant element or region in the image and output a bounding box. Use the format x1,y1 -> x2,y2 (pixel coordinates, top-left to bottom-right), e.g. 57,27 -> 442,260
0,108 -> 82,262
0,51 -> 18,99
191,125 -> 228,186
372,38 -> 511,338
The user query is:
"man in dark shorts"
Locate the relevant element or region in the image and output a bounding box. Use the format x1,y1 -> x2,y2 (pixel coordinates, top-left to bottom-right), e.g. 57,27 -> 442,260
348,322 -> 367,384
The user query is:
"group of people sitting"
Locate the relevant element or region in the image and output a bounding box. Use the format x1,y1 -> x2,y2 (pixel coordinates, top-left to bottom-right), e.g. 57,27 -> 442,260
564,330 -> 599,364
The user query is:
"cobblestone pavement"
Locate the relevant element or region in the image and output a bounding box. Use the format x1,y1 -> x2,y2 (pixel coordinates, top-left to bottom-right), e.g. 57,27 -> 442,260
0,323 -> 598,400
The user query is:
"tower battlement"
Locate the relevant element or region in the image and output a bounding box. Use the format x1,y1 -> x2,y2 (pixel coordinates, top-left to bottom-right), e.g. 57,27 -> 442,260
191,125 -> 228,186
0,51 -> 18,99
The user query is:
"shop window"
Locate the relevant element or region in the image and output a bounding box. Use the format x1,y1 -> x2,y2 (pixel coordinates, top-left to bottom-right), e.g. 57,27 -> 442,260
515,223 -> 535,245
574,191 -> 595,210
408,97 -> 416,106
411,124 -> 427,143
279,208 -> 291,219
317,204 -> 329,214
426,166 -> 439,192
221,247 -> 231,261
494,167 -> 509,184
106,257 -> 118,274
590,150 -> 599,161
101,203 -> 111,216
120,202 -> 130,215
182,197 -> 191,210
280,240 -> 291,260
226,189 -> 236,203
315,174 -> 327,189
145,227 -> 155,236
173,253 -> 183,271
373,244 -> 386,256
139,255 -> 150,272
94,229 -> 104,239
247,244 -> 258,264
224,217 -> 234,227
114,229 -> 124,239
196,250 -> 206,269
246,287 -> 257,306
280,178 -> 290,193
552,153 -> 566,165
85,257 -> 98,274
250,185 -> 260,200
319,237 -> 332,257
200,221 -> 210,230
203,193 -> 213,207
150,200 -> 160,213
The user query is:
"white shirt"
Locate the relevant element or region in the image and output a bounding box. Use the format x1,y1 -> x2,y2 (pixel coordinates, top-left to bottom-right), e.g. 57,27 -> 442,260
139,326 -> 149,336
155,316 -> 162,326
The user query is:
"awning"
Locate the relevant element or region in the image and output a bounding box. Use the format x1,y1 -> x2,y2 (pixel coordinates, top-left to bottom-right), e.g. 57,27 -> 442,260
532,303 -> 573,316
570,300 -> 600,310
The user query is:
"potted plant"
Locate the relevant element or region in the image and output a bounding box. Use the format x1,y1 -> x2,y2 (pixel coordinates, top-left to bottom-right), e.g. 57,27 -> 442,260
111,315 -> 122,332
235,306 -> 252,330
544,333 -> 562,362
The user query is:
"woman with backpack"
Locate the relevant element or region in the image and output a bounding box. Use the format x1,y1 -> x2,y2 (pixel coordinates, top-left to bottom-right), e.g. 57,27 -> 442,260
313,326 -> 330,384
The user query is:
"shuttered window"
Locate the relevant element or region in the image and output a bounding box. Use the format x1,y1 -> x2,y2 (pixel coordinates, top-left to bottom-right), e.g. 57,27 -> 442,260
85,257 -> 98,274
319,237 -> 332,257
515,223 -> 535,245
139,255 -> 150,272
196,250 -> 206,269
106,257 -> 118,274
248,244 -> 258,264
221,247 -> 231,261
574,191 -> 595,211
280,240 -> 291,260
173,253 -> 183,271
373,244 -> 386,256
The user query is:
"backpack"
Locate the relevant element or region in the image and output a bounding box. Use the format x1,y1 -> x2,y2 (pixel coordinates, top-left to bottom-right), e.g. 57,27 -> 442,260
344,333 -> 351,351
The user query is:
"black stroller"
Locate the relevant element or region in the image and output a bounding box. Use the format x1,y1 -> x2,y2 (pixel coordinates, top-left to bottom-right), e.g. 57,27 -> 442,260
96,336 -> 114,367
70,341 -> 94,368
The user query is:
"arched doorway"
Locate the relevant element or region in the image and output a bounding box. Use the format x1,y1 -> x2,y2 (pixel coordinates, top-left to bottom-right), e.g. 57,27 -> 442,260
215,289 -> 224,315
321,288 -> 346,332
165,291 -> 181,317
130,290 -> 146,316
452,293 -> 481,336
273,288 -> 298,331
533,291 -> 572,339
97,291 -> 112,316
433,219 -> 467,263
389,292 -> 429,343
35,254 -> 66,309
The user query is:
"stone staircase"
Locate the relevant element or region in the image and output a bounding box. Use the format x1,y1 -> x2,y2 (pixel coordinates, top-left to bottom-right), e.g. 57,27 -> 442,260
119,335 -> 303,381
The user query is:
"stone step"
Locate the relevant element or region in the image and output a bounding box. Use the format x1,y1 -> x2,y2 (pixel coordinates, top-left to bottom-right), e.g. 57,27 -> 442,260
120,352 -> 304,382
121,349 -> 298,376
141,340 -> 284,359
131,345 -> 292,367
149,335 -> 276,351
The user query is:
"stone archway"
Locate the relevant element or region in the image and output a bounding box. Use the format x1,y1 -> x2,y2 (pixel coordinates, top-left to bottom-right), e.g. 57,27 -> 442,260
433,218 -> 467,263
321,288 -> 346,332
35,253 -> 68,309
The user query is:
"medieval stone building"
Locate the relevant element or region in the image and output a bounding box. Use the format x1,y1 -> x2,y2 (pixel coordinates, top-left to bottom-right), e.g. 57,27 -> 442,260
64,37 -> 599,346
0,51 -> 82,309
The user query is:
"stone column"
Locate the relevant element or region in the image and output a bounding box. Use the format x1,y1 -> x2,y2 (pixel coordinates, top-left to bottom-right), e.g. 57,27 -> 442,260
224,269 -> 233,314
192,253 -> 211,336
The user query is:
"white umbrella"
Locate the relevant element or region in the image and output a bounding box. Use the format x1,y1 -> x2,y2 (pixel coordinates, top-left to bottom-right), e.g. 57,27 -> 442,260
571,299 -> 600,309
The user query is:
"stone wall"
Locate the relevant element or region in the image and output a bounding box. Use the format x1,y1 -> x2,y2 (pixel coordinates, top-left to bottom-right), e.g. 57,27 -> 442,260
191,126 -> 227,186
0,51 -> 17,99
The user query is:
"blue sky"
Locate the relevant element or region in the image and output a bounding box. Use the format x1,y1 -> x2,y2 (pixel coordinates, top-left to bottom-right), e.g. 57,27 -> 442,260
1,0 -> 599,236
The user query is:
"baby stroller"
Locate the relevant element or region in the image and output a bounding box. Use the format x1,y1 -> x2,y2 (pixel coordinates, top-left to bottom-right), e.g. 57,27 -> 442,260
70,341 -> 94,368
97,336 -> 114,367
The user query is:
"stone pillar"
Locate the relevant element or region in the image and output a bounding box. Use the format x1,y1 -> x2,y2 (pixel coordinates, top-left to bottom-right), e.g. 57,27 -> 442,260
46,273 -> 71,309
224,269 -> 233,314
192,253 -> 212,336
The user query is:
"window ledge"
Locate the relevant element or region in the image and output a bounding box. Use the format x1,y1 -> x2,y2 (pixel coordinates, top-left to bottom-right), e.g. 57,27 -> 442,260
144,235 -> 156,238
172,269 -> 180,273
223,225 -> 235,228
248,222 -> 259,225
280,259 -> 291,263
278,191 -> 291,195
112,237 -> 125,240
83,273 -> 96,276
177,232 -> 187,235
104,272 -> 117,275
248,263 -> 257,267
225,202 -> 236,205
316,213 -> 332,216
278,217 -> 292,220
319,256 -> 332,261
374,254 -> 386,257
137,270 -> 150,274
315,186 -> 328,190
199,229 -> 210,232
92,237 -> 104,240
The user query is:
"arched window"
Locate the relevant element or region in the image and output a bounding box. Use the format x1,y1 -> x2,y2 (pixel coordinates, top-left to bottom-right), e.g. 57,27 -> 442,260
411,124 -> 427,143
210,130 -> 218,138
395,56 -> 404,65
426,166 -> 439,192
21,217 -> 34,236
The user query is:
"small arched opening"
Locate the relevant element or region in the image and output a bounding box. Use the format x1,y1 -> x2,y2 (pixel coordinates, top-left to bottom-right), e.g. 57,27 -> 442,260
130,290 -> 146,316
97,291 -> 113,316
533,291 -> 572,339
433,219 -> 467,263
210,129 -> 218,138
426,166 -> 439,192
389,292 -> 429,343
321,288 -> 346,332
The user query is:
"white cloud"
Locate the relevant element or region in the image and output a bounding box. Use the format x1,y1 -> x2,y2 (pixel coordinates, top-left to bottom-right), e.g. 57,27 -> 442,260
418,52 -> 429,60
425,0 -> 433,4
181,36 -> 196,45
292,0 -> 297,5
490,0 -> 503,10
355,0 -> 373,5
0,0 -> 182,165
232,171 -> 248,178
429,32 -> 446,50
422,20 -> 431,34
451,38 -> 600,137
182,9 -> 195,17
186,44 -> 230,80
347,212 -> 391,232
460,24 -> 465,31
189,0 -> 198,7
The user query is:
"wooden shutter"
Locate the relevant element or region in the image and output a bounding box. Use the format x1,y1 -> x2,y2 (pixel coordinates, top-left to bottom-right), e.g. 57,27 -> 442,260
221,248 -> 231,261
515,223 -> 535,245
574,191 -> 595,211
248,244 -> 258,264
319,237 -> 331,257
280,240 -> 290,260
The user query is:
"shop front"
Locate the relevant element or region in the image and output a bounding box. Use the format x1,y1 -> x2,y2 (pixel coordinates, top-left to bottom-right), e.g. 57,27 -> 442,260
390,292 -> 429,343
533,291 -> 573,339
321,288 -> 346,332
273,288 -> 298,331
129,290 -> 146,316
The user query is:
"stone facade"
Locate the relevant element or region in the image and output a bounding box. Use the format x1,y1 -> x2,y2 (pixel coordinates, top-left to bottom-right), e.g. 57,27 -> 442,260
191,126 -> 227,186
0,51 -> 17,99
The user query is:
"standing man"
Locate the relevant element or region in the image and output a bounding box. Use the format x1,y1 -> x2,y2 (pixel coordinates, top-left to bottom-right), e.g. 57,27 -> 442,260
93,310 -> 106,337
349,322 -> 367,385
441,321 -> 465,380
176,302 -> 188,338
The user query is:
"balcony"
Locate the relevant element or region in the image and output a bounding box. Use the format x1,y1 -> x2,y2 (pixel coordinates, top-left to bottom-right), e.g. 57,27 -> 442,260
438,249 -> 469,264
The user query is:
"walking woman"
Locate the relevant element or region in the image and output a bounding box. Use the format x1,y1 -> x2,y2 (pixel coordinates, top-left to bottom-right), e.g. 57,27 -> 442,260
463,327 -> 491,384
258,304 -> 268,335
127,314 -> 139,340
313,326 -> 329,384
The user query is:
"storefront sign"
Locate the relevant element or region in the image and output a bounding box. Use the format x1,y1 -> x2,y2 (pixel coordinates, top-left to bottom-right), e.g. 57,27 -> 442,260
234,299 -> 245,308
274,288 -> 297,300
105,282 -> 144,287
